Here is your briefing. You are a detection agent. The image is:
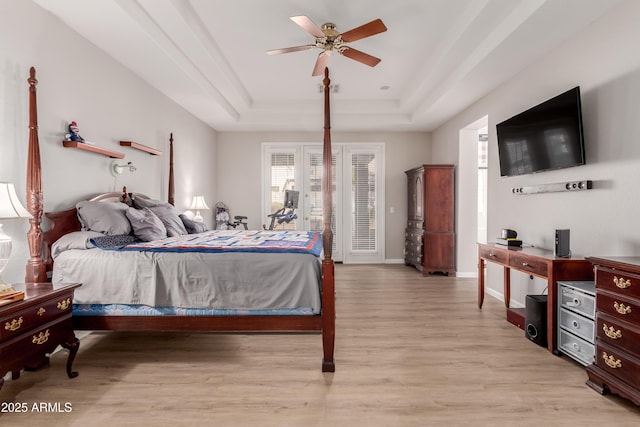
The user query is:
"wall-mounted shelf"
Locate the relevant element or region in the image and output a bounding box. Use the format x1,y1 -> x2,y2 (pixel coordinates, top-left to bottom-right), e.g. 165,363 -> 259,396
119,141 -> 162,156
62,141 -> 124,159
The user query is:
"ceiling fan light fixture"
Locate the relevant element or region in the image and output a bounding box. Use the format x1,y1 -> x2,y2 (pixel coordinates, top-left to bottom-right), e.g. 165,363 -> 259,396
268,15 -> 387,76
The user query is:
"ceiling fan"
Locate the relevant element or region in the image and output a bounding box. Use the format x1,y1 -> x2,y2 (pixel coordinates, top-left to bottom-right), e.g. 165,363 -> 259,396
266,15 -> 387,76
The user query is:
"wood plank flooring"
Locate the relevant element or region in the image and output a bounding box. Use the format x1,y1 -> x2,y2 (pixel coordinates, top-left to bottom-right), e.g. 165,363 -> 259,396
1,264 -> 639,426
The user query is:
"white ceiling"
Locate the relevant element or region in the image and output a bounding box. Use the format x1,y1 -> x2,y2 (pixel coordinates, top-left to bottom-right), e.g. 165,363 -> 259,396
34,0 -> 620,132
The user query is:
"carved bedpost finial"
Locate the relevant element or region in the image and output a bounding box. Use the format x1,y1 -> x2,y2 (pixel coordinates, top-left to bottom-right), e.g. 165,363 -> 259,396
121,186 -> 128,204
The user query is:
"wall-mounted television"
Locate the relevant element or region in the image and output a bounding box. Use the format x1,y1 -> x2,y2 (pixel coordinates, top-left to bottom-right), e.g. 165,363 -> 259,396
496,87 -> 585,177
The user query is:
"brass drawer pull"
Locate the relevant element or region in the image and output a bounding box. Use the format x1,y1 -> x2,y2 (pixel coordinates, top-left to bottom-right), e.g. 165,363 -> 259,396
489,252 -> 496,257
32,329 -> 50,345
37,307 -> 45,316
603,323 -> 622,339
522,262 -> 529,267
613,276 -> 631,289
614,302 -> 632,315
4,316 -> 24,331
602,352 -> 622,369
57,298 -> 71,310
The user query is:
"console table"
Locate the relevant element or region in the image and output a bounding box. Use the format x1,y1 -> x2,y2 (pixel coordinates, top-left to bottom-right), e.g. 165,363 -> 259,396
478,243 -> 593,353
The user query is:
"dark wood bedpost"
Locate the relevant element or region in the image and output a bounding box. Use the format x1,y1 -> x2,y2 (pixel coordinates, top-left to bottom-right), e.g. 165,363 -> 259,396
25,67 -> 47,283
168,133 -> 175,206
321,67 -> 335,372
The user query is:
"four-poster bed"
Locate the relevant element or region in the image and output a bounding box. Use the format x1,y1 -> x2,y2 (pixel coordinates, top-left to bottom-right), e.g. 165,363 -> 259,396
25,67 -> 336,372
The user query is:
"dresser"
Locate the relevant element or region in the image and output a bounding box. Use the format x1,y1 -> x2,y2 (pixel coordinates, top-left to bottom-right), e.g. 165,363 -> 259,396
557,281 -> 596,366
585,256 -> 640,406
404,164 -> 455,276
0,282 -> 81,391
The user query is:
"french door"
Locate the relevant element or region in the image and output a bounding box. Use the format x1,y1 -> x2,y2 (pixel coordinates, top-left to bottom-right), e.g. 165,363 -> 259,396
263,143 -> 384,263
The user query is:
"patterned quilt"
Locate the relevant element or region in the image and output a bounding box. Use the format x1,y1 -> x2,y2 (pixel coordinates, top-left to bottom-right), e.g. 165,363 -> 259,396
91,229 -> 323,257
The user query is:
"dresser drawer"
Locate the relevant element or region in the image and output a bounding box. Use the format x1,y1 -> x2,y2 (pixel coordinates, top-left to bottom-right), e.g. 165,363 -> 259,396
595,341 -> 640,387
597,312 -> 640,358
596,291 -> 640,325
478,246 -> 508,265
596,266 -> 640,299
405,230 -> 423,245
559,283 -> 595,319
509,253 -> 548,277
1,291 -> 74,341
559,308 -> 595,343
558,329 -> 595,366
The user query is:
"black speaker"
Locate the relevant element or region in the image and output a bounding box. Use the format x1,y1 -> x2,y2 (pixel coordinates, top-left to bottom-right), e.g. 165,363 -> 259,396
525,295 -> 547,347
554,229 -> 570,258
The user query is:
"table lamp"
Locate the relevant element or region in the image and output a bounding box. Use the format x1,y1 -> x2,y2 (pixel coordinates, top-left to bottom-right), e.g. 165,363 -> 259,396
189,196 -> 210,223
0,182 -> 32,293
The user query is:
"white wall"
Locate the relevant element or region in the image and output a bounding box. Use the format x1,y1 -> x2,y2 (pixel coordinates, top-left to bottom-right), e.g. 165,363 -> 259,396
216,131 -> 431,261
0,1 -> 217,284
431,0 -> 640,305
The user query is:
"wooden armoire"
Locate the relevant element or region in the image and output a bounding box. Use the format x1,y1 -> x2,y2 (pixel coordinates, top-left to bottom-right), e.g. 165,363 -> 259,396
404,164 -> 455,276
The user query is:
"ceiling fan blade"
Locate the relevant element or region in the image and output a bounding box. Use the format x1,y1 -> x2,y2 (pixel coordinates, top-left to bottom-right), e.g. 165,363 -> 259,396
340,18 -> 387,43
266,45 -> 315,55
312,52 -> 331,76
290,15 -> 325,38
340,47 -> 381,68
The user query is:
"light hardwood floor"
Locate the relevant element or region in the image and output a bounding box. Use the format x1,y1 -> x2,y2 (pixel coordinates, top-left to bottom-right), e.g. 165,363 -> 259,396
1,264 -> 639,426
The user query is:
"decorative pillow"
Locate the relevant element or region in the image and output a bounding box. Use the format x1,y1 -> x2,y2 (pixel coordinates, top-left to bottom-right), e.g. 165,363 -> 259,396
147,203 -> 188,237
126,207 -> 167,241
132,196 -> 163,209
179,214 -> 208,234
76,201 -> 131,235
51,230 -> 104,260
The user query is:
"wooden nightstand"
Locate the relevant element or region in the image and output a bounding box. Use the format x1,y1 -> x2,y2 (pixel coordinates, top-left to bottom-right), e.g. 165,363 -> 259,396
0,282 -> 81,391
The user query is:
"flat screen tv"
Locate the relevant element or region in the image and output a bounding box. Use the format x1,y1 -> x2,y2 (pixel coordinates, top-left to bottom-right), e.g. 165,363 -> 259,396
496,86 -> 585,177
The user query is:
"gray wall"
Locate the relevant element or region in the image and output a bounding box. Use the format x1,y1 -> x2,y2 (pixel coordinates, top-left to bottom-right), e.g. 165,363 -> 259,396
0,1 -> 217,284
431,0 -> 640,305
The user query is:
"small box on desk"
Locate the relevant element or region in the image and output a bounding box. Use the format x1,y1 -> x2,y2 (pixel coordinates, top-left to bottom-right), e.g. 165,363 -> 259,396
496,238 -> 522,247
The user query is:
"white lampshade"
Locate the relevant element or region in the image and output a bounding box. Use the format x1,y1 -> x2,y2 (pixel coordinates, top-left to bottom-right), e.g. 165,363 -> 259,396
188,196 -> 209,223
0,182 -> 31,290
189,196 -> 210,211
0,182 -> 31,219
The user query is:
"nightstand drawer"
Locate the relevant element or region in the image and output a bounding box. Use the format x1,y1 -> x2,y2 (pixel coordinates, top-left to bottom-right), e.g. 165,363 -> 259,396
558,328 -> 594,366
559,308 -> 595,343
1,291 -> 74,341
0,315 -> 73,368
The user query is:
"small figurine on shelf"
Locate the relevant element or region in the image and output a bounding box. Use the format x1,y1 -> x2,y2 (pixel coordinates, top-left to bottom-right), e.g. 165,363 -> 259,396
66,121 -> 84,142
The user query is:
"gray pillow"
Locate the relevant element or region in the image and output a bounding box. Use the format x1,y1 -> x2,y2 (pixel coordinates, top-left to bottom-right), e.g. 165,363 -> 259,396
147,203 -> 188,237
179,214 -> 208,234
126,207 -> 167,241
132,196 -> 163,209
76,201 -> 131,235
51,230 -> 104,259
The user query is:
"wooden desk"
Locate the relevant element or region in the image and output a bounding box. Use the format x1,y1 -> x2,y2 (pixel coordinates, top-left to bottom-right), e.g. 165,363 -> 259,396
478,243 -> 593,353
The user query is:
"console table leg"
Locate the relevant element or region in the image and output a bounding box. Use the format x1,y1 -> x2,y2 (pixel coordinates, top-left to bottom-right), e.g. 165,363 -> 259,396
504,267 -> 511,308
62,334 -> 80,379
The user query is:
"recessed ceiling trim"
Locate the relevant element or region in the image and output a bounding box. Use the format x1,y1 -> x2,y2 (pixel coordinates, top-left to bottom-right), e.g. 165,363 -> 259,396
115,0 -> 240,121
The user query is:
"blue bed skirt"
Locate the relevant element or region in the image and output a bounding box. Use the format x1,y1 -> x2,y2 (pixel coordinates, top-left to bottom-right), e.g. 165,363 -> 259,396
73,304 -> 315,317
